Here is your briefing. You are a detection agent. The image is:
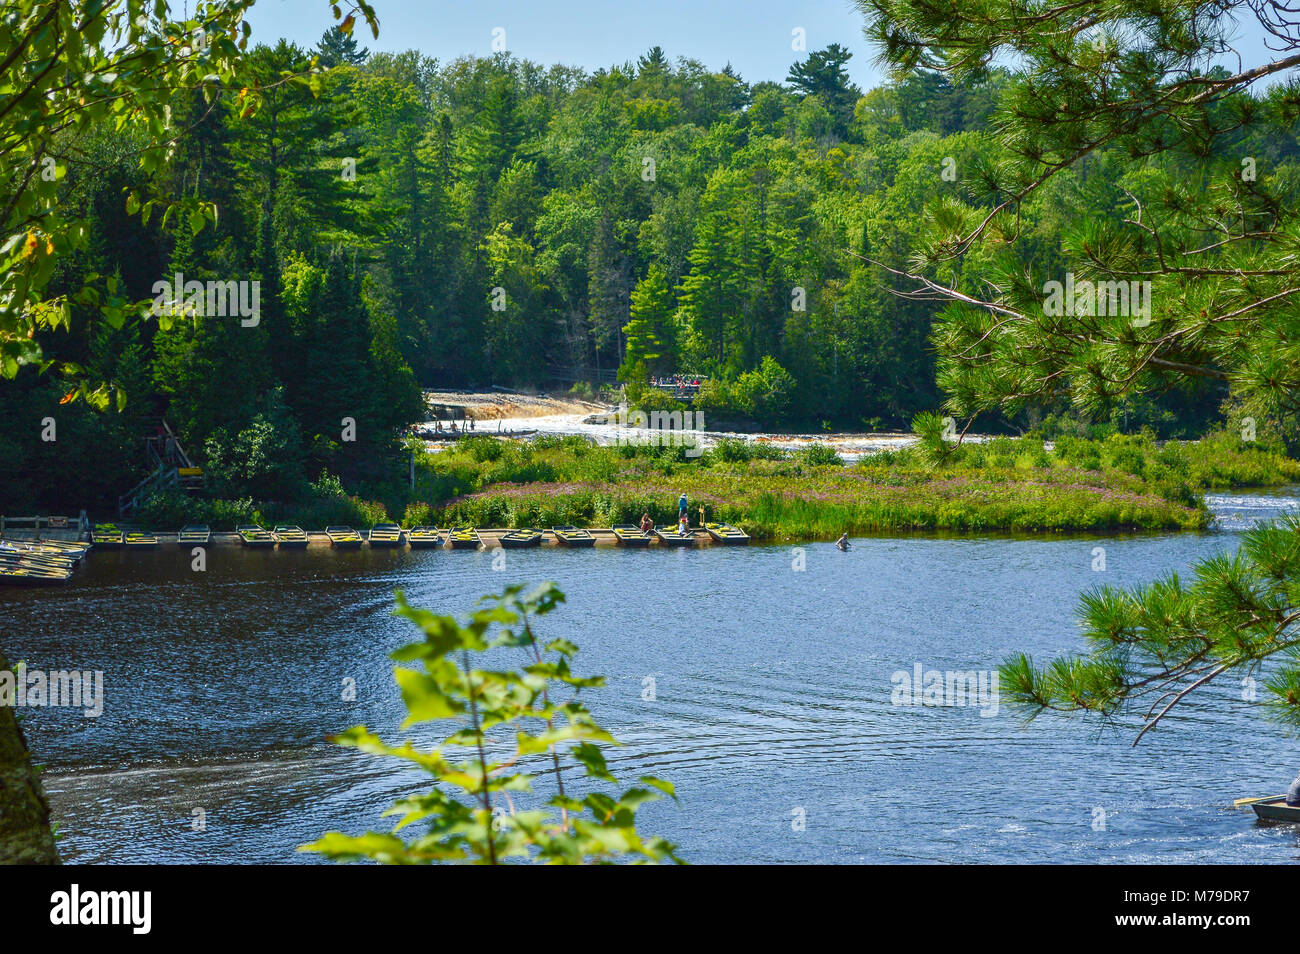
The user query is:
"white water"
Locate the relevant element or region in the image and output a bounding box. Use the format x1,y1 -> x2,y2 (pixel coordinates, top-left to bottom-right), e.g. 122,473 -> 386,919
425,410 -> 924,463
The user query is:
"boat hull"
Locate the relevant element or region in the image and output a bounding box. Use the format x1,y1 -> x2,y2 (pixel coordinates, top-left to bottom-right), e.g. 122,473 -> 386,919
612,527 -> 653,547
1251,797 -> 1300,822
705,524 -> 750,545
551,527 -> 595,547
0,569 -> 71,586
655,531 -> 695,547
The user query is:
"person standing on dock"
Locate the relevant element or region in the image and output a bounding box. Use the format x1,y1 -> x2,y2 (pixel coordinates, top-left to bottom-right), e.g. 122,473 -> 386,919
678,493 -> 688,523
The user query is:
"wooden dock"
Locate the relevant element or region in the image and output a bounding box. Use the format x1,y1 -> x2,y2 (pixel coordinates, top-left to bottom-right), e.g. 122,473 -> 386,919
57,528 -> 740,548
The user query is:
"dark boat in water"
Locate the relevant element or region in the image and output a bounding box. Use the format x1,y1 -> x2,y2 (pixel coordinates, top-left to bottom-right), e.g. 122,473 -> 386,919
273,525 -> 308,548
655,528 -> 696,547
500,528 -> 543,548
368,523 -> 405,548
125,531 -> 160,549
325,526 -> 363,549
552,526 -> 595,548
0,562 -> 72,585
177,524 -> 211,545
1250,797 -> 1300,822
238,524 -> 276,548
612,525 -> 653,547
408,526 -> 444,549
448,527 -> 482,550
91,524 -> 124,549
704,522 -> 750,545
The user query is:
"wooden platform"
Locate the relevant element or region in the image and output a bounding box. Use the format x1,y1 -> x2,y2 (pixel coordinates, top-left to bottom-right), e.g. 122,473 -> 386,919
54,527 -> 743,549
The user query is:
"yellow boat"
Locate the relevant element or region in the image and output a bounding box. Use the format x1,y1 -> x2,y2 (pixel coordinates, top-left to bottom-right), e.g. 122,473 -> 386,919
448,527 -> 482,550
368,523 -> 405,548
654,527 -> 695,547
612,525 -> 653,547
551,526 -> 595,548
237,524 -> 276,548
705,522 -> 750,545
499,529 -> 543,549
408,526 -> 444,549
91,524 -> 124,549
273,525 -> 309,548
325,526 -> 363,549
0,563 -> 72,586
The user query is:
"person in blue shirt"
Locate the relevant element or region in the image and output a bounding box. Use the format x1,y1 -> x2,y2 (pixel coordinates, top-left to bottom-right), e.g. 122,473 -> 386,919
678,493 -> 688,521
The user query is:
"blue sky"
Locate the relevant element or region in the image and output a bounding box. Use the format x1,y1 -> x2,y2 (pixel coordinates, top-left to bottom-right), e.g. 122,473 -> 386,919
240,0 -> 1287,90
245,0 -> 896,88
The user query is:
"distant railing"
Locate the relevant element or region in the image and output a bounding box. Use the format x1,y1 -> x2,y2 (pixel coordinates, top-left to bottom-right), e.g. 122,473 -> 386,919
0,513 -> 89,537
650,376 -> 705,399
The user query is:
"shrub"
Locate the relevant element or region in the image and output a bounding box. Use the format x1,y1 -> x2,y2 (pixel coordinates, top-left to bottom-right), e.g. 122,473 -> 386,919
301,584 -> 682,865
800,443 -> 843,467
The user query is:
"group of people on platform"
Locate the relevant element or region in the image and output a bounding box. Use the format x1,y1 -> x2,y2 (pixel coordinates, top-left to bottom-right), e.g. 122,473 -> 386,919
636,493 -> 854,549
432,418 -> 475,433
651,374 -> 702,389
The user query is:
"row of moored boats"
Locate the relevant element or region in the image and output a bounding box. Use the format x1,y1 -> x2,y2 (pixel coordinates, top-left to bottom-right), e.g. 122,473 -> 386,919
92,521 -> 751,550
0,539 -> 92,585
1,522 -> 750,585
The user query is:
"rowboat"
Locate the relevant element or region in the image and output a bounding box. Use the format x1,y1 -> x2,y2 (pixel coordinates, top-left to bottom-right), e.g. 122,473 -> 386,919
1249,796 -> 1300,822
1,540 -> 88,562
551,526 -> 595,548
447,527 -> 482,550
407,526 -> 444,549
0,563 -> 72,585
325,526 -> 363,549
273,525 -> 308,548
20,540 -> 89,560
499,528 -> 543,549
177,524 -> 211,545
368,523 -> 405,547
237,524 -> 276,548
654,528 -> 696,547
0,548 -> 78,571
705,522 -> 750,545
611,525 -> 653,547
91,524 -> 124,549
125,531 -> 160,548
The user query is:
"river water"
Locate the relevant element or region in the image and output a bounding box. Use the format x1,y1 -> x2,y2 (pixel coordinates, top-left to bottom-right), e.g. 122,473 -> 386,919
7,489 -> 1300,864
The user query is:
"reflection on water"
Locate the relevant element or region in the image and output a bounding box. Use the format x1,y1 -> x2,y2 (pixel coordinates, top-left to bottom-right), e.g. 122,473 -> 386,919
8,491 -> 1300,863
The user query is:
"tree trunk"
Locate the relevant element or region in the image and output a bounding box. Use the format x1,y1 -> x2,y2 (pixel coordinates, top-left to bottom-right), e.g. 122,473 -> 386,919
0,650 -> 60,864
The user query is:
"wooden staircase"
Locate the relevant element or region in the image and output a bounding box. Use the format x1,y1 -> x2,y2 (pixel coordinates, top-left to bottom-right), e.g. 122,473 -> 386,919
118,420 -> 204,516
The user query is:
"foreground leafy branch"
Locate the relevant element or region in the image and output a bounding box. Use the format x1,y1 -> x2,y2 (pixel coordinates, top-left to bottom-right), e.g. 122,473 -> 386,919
1000,514 -> 1300,744
302,582 -> 683,864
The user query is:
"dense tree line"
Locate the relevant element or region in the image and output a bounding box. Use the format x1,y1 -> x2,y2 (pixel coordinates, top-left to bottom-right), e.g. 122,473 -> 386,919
5,23 -> 1268,512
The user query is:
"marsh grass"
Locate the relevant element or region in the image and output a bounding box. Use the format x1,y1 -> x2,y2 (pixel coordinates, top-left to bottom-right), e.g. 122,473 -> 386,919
134,429 -> 1299,538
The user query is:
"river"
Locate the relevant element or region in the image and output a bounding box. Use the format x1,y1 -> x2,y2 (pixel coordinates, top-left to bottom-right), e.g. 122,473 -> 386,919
6,489 -> 1300,864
